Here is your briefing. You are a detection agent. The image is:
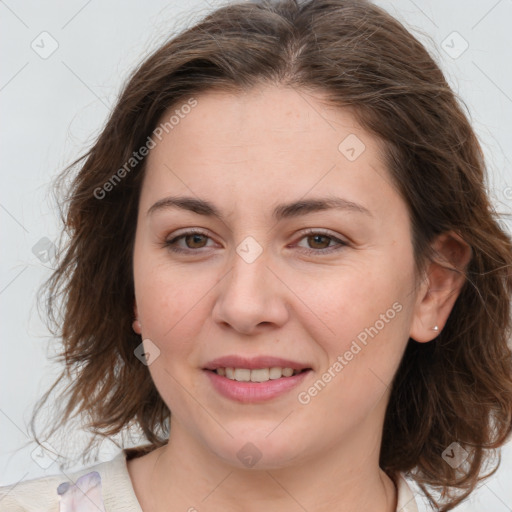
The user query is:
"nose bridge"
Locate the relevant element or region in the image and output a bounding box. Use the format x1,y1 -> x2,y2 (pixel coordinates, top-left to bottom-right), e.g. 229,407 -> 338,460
225,243 -> 272,307
231,244 -> 268,294
212,238 -> 289,332
227,230 -> 271,291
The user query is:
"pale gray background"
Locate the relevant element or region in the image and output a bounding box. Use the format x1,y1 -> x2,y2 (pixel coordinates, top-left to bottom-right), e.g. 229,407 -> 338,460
1,0 -> 511,510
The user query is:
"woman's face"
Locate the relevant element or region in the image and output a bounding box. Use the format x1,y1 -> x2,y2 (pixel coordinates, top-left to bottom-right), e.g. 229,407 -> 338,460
133,85 -> 423,469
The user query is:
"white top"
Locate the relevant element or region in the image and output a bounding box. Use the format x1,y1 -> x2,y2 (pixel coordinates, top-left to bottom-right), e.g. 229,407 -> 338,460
0,449 -> 419,511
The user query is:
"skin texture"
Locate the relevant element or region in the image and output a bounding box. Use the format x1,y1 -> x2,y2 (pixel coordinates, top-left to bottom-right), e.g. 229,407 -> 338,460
128,85 -> 471,512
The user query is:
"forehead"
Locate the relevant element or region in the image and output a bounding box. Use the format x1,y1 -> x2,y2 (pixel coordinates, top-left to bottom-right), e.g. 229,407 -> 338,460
141,85 -> 400,218
150,86 -> 366,158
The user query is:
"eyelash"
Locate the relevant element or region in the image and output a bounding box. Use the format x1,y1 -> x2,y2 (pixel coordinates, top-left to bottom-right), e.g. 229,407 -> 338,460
163,228 -> 348,256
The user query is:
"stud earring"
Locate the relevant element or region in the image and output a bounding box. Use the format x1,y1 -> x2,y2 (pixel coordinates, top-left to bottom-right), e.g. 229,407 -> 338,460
432,325 -> 439,332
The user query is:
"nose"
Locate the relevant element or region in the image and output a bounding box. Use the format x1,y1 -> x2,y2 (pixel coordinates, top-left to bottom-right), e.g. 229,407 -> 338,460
211,249 -> 290,335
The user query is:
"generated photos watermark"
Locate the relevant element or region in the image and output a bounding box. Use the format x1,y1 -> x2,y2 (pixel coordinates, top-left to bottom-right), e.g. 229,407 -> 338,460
94,97 -> 198,200
297,301 -> 403,405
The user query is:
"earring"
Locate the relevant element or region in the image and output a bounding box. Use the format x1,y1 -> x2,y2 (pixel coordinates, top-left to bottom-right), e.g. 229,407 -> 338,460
132,319 -> 142,334
432,325 -> 439,332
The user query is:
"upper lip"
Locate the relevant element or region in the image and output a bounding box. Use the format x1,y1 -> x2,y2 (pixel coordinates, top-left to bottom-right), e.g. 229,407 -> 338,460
203,356 -> 312,371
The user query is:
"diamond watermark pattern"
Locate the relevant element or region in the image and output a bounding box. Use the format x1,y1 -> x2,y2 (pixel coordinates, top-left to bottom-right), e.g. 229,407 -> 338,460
32,237 -> 56,264
134,338 -> 161,366
236,442 -> 262,468
338,134 -> 366,162
441,31 -> 469,59
31,441 -> 59,469
442,442 -> 469,468
30,31 -> 59,59
236,236 -> 263,264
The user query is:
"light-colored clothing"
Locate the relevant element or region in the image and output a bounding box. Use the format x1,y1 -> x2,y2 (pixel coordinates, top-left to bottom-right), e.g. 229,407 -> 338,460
0,447 -> 419,511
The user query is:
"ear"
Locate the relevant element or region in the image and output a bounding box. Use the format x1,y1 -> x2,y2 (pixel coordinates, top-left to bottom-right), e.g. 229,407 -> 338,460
410,231 -> 472,343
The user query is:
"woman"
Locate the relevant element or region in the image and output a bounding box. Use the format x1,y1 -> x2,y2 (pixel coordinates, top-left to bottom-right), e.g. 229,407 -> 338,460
1,1 -> 511,511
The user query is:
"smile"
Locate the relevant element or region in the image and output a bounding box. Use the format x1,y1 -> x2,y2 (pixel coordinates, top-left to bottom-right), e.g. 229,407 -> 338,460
204,368 -> 312,403
213,367 -> 306,382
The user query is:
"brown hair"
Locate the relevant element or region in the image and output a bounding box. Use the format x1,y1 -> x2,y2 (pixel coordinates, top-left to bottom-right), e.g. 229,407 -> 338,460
27,1 -> 512,510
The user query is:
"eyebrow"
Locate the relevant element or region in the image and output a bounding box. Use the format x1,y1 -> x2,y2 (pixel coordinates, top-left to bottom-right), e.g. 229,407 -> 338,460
147,195 -> 372,221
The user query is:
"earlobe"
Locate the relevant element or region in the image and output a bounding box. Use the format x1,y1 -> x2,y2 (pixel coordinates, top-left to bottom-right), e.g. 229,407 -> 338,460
409,231 -> 472,343
132,300 -> 142,334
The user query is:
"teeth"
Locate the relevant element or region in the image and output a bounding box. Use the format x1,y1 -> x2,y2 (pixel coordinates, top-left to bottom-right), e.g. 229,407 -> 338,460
215,367 -> 302,382
234,368 -> 251,381
251,368 -> 269,382
269,367 -> 282,380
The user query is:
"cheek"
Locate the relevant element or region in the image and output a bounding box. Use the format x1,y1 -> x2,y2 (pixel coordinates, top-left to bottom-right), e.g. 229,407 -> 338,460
297,284 -> 409,434
133,262 -> 215,412
304,263 -> 404,339
301,259 -> 412,390
134,256 -> 214,336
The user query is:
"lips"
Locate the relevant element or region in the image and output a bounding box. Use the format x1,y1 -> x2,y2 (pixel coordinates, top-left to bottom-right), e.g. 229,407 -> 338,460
203,355 -> 312,371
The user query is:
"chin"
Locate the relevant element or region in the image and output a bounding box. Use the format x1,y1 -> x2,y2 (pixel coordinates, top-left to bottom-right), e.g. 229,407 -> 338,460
206,431 -> 310,471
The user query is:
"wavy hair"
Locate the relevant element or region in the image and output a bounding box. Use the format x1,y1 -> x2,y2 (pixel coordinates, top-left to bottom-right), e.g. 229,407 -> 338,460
27,1 -> 512,510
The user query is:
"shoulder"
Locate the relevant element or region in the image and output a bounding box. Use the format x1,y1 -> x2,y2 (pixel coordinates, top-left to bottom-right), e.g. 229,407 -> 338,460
0,471 -> 64,512
0,448 -> 145,512
395,472 -> 421,512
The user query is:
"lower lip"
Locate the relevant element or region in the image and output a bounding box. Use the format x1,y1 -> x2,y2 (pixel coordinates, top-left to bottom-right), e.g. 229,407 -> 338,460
204,369 -> 311,403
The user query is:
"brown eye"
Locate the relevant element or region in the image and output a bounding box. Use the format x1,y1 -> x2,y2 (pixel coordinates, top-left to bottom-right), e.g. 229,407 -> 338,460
306,234 -> 331,249
184,233 -> 208,248
295,230 -> 348,255
164,230 -> 215,254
